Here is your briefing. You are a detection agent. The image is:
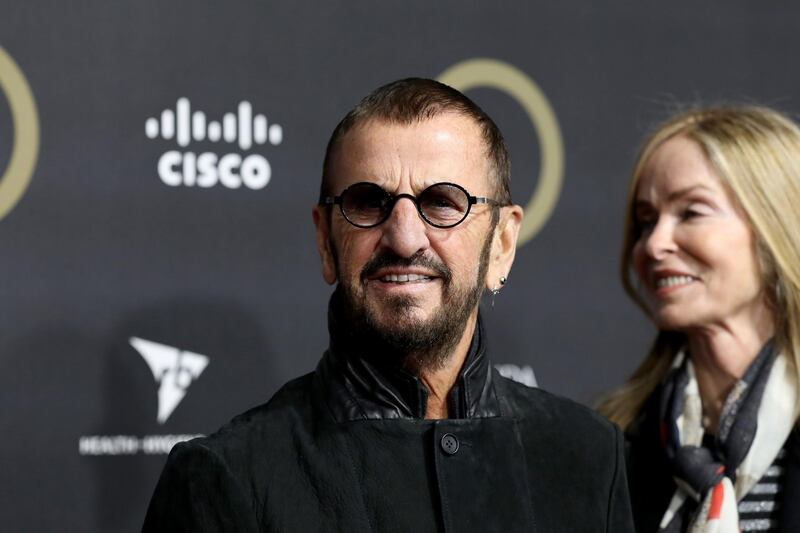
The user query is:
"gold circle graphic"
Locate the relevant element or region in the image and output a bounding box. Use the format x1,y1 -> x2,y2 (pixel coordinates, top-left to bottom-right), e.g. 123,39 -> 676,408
438,59 -> 564,246
0,47 -> 39,221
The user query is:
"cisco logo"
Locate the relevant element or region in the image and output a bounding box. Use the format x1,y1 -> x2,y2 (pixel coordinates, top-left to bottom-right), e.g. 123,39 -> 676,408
146,98 -> 282,190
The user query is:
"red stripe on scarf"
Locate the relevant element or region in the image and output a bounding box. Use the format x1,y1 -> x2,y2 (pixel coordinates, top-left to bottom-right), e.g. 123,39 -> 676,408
708,482 -> 725,519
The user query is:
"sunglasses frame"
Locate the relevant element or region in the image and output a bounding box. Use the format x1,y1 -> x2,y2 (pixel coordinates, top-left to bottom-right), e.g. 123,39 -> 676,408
321,181 -> 500,229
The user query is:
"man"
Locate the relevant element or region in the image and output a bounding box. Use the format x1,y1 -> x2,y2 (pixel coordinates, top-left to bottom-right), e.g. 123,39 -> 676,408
143,78 -> 634,532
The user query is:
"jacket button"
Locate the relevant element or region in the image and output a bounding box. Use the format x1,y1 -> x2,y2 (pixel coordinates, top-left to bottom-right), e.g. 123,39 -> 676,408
440,433 -> 459,455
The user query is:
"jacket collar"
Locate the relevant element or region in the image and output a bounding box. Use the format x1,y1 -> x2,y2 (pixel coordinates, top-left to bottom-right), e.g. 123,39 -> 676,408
316,294 -> 501,422
778,426 -> 800,532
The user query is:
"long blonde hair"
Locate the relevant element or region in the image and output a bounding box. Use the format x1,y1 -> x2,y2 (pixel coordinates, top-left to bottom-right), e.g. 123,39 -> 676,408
599,105 -> 800,430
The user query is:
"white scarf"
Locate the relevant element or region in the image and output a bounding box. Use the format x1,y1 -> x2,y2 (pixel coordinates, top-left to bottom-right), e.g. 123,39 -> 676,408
659,351 -> 798,532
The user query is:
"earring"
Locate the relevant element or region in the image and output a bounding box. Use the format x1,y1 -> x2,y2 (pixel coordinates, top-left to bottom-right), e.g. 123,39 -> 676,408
775,278 -> 785,305
490,276 -> 507,307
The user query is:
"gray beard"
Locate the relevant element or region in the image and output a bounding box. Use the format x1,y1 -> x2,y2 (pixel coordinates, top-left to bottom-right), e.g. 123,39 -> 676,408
333,227 -> 494,375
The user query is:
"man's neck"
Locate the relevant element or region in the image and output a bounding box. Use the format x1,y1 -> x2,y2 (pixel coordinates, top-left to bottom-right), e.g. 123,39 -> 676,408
418,313 -> 478,420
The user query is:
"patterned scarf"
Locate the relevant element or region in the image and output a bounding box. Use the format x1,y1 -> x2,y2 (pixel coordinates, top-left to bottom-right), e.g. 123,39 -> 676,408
658,340 -> 798,533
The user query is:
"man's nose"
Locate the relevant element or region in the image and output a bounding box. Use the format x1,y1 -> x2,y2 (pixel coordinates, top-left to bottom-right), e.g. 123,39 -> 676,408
643,218 -> 677,259
379,197 -> 431,258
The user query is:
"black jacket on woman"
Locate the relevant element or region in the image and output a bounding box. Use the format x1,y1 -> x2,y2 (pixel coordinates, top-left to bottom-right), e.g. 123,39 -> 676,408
626,390 -> 800,533
143,318 -> 634,532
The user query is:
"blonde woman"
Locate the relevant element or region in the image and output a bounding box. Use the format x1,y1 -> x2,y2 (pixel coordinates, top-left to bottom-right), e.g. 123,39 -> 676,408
599,106 -> 800,533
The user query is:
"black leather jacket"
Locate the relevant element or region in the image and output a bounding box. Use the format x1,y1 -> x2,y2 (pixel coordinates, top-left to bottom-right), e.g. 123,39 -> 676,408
143,311 -> 634,532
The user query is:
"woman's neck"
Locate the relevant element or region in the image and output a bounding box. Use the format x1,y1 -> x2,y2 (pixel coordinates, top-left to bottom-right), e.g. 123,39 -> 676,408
686,313 -> 774,434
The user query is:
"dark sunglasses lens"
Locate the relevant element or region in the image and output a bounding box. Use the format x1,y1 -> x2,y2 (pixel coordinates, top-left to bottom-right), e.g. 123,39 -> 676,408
341,183 -> 390,226
419,184 -> 470,227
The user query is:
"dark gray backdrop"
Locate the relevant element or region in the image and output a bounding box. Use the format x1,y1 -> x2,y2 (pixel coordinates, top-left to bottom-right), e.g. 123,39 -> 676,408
2,2 -> 798,531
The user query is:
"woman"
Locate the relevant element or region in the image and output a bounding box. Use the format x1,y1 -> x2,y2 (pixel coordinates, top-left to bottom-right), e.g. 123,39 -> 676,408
599,105 -> 800,533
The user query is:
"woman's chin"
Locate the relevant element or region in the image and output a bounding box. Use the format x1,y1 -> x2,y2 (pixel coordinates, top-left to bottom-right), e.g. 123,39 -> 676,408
651,308 -> 700,333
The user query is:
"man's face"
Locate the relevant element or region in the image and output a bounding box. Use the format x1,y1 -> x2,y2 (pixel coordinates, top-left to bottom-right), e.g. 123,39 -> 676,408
314,113 -> 516,364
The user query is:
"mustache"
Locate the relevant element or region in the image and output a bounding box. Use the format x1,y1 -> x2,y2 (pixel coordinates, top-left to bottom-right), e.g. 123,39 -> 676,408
360,250 -> 452,283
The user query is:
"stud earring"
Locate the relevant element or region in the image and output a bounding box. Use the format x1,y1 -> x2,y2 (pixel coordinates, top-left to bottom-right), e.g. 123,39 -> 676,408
490,276 -> 508,307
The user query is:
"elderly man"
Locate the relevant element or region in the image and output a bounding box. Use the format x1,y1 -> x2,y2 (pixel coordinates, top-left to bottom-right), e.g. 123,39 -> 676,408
143,79 -> 633,532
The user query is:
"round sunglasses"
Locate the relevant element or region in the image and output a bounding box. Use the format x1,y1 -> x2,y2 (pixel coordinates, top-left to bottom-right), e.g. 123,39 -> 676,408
320,182 -> 502,229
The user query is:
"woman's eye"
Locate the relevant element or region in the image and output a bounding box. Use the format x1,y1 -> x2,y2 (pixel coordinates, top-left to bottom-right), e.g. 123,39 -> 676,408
634,218 -> 656,236
681,206 -> 707,220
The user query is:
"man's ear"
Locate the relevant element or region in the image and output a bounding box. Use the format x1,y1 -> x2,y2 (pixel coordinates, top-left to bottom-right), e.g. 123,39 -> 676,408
485,204 -> 523,290
312,206 -> 337,285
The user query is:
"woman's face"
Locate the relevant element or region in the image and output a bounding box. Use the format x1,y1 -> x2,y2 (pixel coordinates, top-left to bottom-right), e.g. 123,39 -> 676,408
631,135 -> 770,332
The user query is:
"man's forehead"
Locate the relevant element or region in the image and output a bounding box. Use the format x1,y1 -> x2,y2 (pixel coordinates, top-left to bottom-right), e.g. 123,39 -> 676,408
343,113 -> 485,142
333,112 -> 488,161
329,114 -> 491,180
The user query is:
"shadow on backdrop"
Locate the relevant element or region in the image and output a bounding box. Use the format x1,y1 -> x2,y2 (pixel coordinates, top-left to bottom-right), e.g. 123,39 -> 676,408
89,296 -> 274,532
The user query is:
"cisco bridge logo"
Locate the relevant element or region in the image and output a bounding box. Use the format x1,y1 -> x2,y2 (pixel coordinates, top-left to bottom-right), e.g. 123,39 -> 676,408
145,98 -> 282,189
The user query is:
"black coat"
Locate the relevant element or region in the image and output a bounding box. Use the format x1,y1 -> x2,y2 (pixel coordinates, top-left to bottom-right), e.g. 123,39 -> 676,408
625,390 -> 800,532
143,323 -> 634,532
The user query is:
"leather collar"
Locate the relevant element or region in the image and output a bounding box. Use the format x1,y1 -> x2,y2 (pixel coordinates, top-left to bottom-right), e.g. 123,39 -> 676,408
316,295 -> 501,422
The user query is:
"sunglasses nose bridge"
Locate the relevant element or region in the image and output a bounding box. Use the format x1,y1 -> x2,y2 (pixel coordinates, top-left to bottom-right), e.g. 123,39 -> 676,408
384,193 -> 425,223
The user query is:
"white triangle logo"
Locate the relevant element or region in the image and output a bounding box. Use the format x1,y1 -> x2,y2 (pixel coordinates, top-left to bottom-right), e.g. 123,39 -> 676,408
130,337 -> 210,424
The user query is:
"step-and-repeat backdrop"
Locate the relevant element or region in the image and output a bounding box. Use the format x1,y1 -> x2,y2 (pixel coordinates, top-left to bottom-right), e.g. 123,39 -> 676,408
2,2 -> 798,530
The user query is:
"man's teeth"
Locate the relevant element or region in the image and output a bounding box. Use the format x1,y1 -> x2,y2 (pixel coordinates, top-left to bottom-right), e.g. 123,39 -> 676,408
655,275 -> 694,289
381,273 -> 432,283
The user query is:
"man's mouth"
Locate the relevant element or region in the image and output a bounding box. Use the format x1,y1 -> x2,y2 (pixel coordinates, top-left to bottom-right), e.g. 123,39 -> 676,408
379,273 -> 433,283
360,250 -> 451,286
